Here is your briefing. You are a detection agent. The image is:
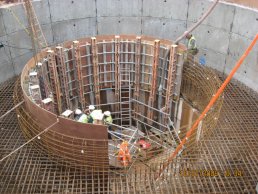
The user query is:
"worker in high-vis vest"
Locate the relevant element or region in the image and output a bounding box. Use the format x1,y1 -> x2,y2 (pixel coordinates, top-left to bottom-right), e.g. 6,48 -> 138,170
86,105 -> 95,123
74,109 -> 88,123
103,111 -> 113,125
117,141 -> 131,167
186,34 -> 198,55
103,111 -> 113,139
89,105 -> 95,112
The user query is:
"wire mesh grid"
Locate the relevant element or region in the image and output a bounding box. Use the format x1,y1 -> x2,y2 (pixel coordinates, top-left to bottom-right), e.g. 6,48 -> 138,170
0,56 -> 258,193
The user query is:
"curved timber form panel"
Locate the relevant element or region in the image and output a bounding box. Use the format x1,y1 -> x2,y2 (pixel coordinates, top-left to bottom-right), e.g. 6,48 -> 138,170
17,35 -> 223,170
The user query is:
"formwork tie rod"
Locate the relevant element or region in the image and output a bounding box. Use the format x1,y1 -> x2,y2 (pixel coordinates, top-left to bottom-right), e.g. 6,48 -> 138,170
158,33 -> 258,178
0,100 -> 24,120
0,119 -> 59,162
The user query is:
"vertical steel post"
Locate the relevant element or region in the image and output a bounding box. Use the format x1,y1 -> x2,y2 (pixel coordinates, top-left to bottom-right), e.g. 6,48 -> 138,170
114,35 -> 121,114
134,36 -> 141,117
47,50 -> 62,114
56,46 -> 71,110
73,41 -> 85,109
163,45 -> 178,124
147,40 -> 160,122
91,37 -> 101,106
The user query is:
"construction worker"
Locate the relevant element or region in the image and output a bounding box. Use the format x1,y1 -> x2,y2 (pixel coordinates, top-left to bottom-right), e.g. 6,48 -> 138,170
84,105 -> 95,123
103,111 -> 113,139
74,109 -> 82,121
89,105 -> 95,117
103,111 -> 113,125
88,105 -> 95,123
89,106 -> 105,124
74,109 -> 88,123
89,105 -> 95,112
117,141 -> 131,167
186,34 -> 198,61
85,111 -> 93,123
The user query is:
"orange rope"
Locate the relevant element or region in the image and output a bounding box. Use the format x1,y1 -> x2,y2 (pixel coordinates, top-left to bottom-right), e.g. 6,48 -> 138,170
158,33 -> 258,178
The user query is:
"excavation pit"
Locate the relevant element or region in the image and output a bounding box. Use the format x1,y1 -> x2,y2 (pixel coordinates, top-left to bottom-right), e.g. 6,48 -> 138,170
18,35 -> 223,170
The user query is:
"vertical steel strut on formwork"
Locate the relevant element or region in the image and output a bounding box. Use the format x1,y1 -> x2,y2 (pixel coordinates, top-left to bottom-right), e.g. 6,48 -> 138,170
158,48 -> 169,125
47,50 -> 62,114
114,36 -> 121,116
173,53 -> 184,100
73,41 -> 85,109
147,40 -> 160,123
161,45 -> 182,146
85,43 -> 95,104
37,59 -> 50,99
133,36 -> 142,118
119,40 -> 132,127
102,40 -> 108,87
172,53 -> 184,129
163,45 -> 178,123
56,46 -> 71,110
91,37 -> 101,106
65,49 -> 75,108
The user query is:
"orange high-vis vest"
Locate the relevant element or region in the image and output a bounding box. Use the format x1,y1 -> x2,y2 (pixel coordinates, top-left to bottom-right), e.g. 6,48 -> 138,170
117,142 -> 131,167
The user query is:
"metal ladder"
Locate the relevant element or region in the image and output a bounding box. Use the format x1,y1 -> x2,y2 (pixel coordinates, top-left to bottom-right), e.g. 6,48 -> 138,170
23,0 -> 48,50
119,67 -> 132,127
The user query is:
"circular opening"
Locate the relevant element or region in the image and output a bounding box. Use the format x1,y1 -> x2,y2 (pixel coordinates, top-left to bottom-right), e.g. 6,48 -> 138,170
20,35 -> 222,169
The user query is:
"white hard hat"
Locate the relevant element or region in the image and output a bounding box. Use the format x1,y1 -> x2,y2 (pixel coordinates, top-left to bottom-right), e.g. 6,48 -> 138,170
75,109 -> 82,115
89,105 -> 95,110
104,111 -> 111,116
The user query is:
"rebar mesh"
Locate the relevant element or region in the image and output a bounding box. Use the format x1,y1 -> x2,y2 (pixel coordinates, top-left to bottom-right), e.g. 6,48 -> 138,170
1,54 -> 258,193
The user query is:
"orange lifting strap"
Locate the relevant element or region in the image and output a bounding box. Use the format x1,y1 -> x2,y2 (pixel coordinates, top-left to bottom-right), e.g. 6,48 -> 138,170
158,33 -> 258,178
117,141 -> 131,167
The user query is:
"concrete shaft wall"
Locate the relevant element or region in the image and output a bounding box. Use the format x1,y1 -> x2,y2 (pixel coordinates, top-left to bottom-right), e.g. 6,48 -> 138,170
0,0 -> 258,91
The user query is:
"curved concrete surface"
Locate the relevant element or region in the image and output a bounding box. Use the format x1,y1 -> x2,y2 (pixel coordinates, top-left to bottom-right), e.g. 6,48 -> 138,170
0,0 -> 257,91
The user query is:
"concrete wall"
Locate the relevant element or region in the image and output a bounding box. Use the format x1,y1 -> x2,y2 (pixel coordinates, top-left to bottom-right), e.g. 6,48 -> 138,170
0,0 -> 257,91
187,0 -> 258,91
